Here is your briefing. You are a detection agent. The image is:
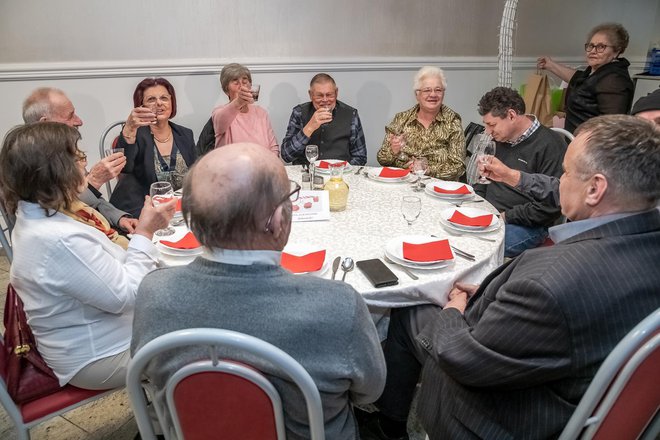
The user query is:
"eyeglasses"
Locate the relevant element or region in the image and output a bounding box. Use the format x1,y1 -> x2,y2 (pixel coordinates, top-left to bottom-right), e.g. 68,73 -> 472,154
312,92 -> 337,100
143,95 -> 171,105
584,43 -> 613,53
415,87 -> 445,95
264,180 -> 301,233
75,150 -> 87,162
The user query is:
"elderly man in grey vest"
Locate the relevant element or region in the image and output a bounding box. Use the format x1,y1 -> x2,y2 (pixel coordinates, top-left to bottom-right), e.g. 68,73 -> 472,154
281,73 -> 367,165
132,143 -> 385,439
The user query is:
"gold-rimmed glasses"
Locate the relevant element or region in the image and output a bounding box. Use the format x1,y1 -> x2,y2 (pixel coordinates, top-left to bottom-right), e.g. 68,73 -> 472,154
264,180 -> 301,232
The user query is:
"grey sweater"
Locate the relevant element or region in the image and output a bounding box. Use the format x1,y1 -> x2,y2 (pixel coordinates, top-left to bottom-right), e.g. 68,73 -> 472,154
131,258 -> 386,440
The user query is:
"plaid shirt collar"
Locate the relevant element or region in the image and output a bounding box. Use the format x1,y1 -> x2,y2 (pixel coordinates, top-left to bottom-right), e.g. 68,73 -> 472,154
508,115 -> 540,146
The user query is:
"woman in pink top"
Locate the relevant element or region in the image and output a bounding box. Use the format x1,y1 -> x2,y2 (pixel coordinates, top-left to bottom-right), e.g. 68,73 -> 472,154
212,63 -> 279,155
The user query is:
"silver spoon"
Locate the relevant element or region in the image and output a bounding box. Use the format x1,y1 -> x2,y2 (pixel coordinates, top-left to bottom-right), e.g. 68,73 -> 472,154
341,257 -> 354,281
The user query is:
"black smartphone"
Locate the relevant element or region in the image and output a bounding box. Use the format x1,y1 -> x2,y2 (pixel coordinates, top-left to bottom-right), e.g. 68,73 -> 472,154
356,259 -> 399,288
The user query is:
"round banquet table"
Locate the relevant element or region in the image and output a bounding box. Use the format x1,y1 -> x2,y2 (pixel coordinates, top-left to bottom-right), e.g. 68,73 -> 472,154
158,165 -> 504,317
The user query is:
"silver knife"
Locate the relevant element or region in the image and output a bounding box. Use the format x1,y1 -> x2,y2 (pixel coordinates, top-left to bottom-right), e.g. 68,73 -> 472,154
383,256 -> 419,280
331,256 -> 341,280
450,246 -> 476,261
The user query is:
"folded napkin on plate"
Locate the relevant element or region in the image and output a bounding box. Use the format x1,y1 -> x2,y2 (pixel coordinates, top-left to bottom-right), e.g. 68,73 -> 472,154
402,239 -> 453,262
434,184 -> 471,195
318,160 -> 347,169
448,210 -> 493,227
379,167 -> 410,178
160,232 -> 201,249
281,250 -> 326,273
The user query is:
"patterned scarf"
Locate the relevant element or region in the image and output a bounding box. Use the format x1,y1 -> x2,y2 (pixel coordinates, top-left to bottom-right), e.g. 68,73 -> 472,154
62,200 -> 129,250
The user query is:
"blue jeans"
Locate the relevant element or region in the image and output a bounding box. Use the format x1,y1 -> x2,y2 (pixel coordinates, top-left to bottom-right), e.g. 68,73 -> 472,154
504,224 -> 548,257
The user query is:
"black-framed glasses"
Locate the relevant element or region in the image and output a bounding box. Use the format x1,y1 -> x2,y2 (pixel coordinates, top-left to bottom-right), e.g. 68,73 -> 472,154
584,43 -> 613,53
264,180 -> 301,233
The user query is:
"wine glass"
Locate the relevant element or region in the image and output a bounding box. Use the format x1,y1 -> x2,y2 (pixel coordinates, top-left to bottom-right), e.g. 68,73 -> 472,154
305,145 -> 319,189
150,181 -> 176,236
477,141 -> 497,184
411,157 -> 429,191
388,128 -> 408,161
401,196 -> 422,226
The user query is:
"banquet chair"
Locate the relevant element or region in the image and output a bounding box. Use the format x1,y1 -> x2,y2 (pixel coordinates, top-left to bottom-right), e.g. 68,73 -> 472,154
127,328 -> 326,440
98,120 -> 125,197
559,307 -> 660,440
0,199 -> 15,263
550,126 -> 575,142
1,322 -> 119,440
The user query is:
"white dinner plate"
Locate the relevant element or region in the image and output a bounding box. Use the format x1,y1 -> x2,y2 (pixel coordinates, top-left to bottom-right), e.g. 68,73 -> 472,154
367,167 -> 413,183
439,207 -> 500,233
424,180 -> 475,200
156,242 -> 204,257
313,160 -> 352,174
281,243 -> 330,276
384,235 -> 453,269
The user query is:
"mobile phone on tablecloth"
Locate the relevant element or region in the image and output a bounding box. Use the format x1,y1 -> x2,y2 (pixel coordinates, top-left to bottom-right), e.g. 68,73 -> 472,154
356,259 -> 399,288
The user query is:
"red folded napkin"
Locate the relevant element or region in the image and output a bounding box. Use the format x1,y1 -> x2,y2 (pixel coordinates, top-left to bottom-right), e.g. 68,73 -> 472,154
281,250 -> 326,273
379,167 -> 410,178
448,210 -> 493,227
434,184 -> 471,195
402,239 -> 453,262
175,198 -> 182,213
160,232 -> 201,250
318,160 -> 347,169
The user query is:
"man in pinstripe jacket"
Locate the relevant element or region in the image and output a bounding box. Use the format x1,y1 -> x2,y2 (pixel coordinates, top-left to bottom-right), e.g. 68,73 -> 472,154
360,115 -> 660,440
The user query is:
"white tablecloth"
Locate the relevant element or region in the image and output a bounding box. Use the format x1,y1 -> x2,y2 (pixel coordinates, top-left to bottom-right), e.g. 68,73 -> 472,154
158,166 -> 504,311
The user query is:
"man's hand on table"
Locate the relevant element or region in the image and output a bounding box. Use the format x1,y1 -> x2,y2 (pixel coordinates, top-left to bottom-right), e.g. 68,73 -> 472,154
118,216 -> 138,234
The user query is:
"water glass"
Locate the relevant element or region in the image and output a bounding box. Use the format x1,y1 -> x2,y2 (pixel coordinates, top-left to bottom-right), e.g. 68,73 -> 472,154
477,141 -> 497,184
305,144 -> 319,188
401,196 -> 422,226
411,157 -> 429,191
150,181 -> 176,236
250,84 -> 261,101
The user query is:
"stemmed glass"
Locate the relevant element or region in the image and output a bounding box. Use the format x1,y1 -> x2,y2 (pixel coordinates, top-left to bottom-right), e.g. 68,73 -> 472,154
388,128 -> 408,161
477,141 -> 497,184
150,181 -> 176,236
305,144 -> 319,189
411,157 -> 428,191
401,196 -> 422,227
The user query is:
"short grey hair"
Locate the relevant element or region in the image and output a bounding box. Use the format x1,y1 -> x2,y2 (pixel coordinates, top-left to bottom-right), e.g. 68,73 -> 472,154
413,66 -> 447,91
574,115 -> 660,207
587,23 -> 629,55
219,63 -> 252,95
22,87 -> 63,123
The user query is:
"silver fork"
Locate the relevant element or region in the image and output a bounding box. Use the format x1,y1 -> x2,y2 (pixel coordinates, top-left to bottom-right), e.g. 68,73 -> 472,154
354,166 -> 365,175
438,229 -> 497,243
382,256 -> 419,280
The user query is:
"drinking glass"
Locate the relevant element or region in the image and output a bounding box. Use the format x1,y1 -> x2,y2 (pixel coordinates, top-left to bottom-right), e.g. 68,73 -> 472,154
392,131 -> 407,161
104,147 -> 125,157
305,144 -> 319,189
150,181 -> 176,236
411,157 -> 429,191
401,196 -> 422,226
477,141 -> 497,184
250,84 -> 261,101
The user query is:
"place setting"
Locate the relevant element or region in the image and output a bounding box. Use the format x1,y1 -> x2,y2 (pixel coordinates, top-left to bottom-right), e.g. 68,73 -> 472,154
280,243 -> 331,277
439,206 -> 501,236
366,166 -> 414,183
384,235 -> 456,271
313,159 -> 353,174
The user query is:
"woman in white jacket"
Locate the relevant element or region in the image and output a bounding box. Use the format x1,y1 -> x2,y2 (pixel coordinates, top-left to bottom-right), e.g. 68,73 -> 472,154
0,122 -> 175,390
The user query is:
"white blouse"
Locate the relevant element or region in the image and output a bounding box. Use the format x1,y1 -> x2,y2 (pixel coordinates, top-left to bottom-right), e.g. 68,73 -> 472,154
9,201 -> 160,385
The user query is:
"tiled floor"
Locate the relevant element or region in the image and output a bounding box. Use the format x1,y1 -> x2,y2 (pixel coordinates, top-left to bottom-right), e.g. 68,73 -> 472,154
0,254 -> 138,440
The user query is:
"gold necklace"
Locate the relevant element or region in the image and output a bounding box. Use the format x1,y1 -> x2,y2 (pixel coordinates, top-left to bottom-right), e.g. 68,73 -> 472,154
152,129 -> 172,143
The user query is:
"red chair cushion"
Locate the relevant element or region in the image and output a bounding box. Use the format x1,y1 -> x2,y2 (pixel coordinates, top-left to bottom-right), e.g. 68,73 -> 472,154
20,385 -> 107,423
592,334 -> 660,439
173,371 -> 278,440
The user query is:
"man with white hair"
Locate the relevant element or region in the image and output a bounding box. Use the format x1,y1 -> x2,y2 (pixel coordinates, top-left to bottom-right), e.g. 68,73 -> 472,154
281,73 -> 367,165
22,87 -> 136,232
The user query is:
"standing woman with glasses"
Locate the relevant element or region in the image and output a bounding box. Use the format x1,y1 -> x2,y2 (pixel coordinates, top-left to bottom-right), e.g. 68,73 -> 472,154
110,77 -> 197,217
377,66 -> 466,180
537,23 -> 634,134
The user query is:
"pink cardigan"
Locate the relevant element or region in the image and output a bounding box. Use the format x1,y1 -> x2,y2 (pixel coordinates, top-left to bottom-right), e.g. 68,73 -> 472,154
212,103 -> 279,155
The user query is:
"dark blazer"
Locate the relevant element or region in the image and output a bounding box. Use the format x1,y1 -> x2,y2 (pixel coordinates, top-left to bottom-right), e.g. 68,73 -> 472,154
416,210 -> 660,439
110,122 -> 196,217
